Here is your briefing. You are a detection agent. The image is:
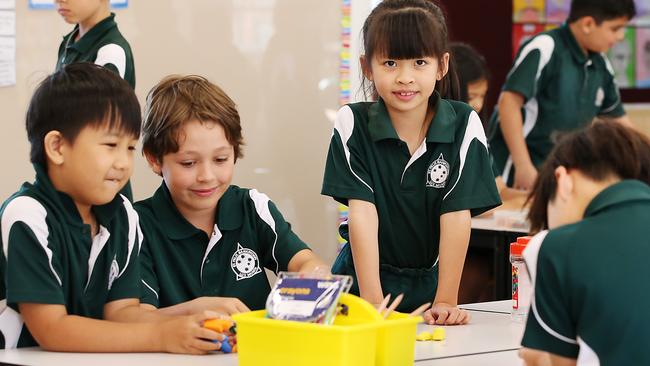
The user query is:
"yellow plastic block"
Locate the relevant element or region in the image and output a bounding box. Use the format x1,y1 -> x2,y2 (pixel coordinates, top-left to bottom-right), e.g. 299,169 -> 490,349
416,331 -> 432,341
431,327 -> 446,341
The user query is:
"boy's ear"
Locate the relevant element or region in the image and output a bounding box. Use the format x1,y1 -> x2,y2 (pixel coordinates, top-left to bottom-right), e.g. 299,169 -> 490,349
43,131 -> 66,166
144,151 -> 163,177
360,55 -> 373,81
437,52 -> 450,81
578,16 -> 597,34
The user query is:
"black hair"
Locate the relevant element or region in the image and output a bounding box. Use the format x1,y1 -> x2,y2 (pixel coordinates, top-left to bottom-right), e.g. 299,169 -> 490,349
527,120 -> 650,233
360,0 -> 460,103
450,42 -> 489,104
26,63 -> 141,166
567,0 -> 636,24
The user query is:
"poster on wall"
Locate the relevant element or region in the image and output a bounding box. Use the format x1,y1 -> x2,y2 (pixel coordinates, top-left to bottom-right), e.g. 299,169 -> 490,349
636,27 -> 650,88
0,36 -> 15,87
29,0 -> 127,9
545,0 -> 570,24
513,0 -> 546,23
609,28 -> 637,88
512,23 -> 545,58
0,0 -> 14,9
633,0 -> 650,27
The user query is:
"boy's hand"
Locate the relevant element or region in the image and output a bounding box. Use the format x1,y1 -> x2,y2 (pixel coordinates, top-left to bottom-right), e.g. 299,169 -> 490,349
189,296 -> 250,315
157,311 -> 224,354
423,303 -> 470,325
514,162 -> 538,191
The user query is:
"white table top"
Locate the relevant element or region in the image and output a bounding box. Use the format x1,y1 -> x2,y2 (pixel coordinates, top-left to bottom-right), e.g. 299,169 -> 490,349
460,300 -> 512,314
471,216 -> 529,234
414,305 -> 524,362
0,301 -> 524,366
416,350 -> 522,365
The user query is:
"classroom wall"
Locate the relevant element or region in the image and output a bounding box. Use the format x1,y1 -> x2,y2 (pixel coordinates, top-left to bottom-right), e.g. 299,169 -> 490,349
0,0 -> 342,263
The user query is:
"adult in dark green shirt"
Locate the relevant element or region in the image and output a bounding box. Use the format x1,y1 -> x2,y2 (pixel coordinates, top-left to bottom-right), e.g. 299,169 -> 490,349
520,121 -> 650,366
488,0 -> 635,190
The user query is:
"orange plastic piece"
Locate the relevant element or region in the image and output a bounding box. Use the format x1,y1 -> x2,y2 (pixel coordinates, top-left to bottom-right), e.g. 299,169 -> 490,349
204,319 -> 234,333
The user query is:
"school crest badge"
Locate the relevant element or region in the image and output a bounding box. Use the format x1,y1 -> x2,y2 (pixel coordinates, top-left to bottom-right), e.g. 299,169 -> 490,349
426,153 -> 450,188
108,255 -> 119,290
231,243 -> 262,281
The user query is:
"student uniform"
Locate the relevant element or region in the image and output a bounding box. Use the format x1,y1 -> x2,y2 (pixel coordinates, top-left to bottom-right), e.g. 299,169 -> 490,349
136,183 -> 310,311
56,13 -> 135,89
0,164 -> 141,349
322,92 -> 501,312
522,180 -> 650,365
488,24 -> 625,186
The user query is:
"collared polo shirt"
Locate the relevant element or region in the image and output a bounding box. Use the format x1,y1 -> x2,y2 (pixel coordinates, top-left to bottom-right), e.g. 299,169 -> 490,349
0,164 -> 141,349
56,13 -> 135,88
488,24 -> 625,186
522,180 -> 650,364
322,93 -> 501,269
136,183 -> 310,311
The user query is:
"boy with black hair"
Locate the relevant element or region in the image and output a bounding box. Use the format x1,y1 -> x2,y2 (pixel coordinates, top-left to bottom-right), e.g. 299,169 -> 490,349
0,63 -> 223,354
488,0 -> 636,191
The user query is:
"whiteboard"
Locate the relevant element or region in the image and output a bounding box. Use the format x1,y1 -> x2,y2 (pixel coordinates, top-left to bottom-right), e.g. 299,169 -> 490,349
0,0 -> 342,263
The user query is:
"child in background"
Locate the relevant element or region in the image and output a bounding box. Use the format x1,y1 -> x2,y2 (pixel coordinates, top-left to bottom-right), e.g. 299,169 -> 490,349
488,0 -> 636,191
55,0 -> 135,88
322,0 -> 500,324
0,63 -> 222,353
519,121 -> 650,365
136,75 -> 327,314
450,42 -> 489,115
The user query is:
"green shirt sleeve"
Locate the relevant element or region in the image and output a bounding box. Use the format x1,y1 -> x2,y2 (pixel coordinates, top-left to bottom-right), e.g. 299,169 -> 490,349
503,49 -> 544,102
133,212 -> 159,307
441,112 -> 501,216
521,231 -> 579,358
251,192 -> 309,274
321,106 -> 375,205
106,203 -> 142,302
5,220 -> 65,306
598,61 -> 625,118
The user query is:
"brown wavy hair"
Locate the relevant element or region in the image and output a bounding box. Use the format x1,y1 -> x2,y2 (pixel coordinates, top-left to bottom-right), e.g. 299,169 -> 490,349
142,75 -> 243,162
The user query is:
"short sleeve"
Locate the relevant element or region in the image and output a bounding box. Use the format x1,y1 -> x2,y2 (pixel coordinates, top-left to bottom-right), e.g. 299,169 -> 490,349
521,231 -> 579,358
138,235 -> 160,307
2,197 -> 64,306
321,106 -> 375,205
106,199 -> 142,302
248,190 -> 309,274
598,57 -> 625,118
441,112 -> 501,216
503,34 -> 556,102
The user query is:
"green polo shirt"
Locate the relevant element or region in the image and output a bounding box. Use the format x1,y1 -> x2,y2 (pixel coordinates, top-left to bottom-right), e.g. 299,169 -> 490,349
521,180 -> 650,364
135,183 -> 311,311
488,24 -> 625,186
321,94 -> 500,309
0,164 -> 141,349
56,13 -> 135,88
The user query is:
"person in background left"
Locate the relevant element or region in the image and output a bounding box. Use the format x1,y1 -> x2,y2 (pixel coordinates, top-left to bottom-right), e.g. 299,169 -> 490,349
55,0 -> 135,89
450,42 -> 489,115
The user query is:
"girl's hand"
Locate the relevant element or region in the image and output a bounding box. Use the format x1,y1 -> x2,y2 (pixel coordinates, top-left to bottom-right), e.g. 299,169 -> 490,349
423,302 -> 470,325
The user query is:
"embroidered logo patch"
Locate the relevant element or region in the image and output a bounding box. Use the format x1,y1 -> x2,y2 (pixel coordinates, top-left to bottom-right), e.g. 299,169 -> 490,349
108,255 -> 119,290
426,153 -> 450,188
231,243 -> 262,281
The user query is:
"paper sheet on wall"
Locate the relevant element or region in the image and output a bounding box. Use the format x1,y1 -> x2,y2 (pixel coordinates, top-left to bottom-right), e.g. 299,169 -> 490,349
0,36 -> 15,87
0,0 -> 15,10
0,10 -> 15,36
29,0 -> 127,9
